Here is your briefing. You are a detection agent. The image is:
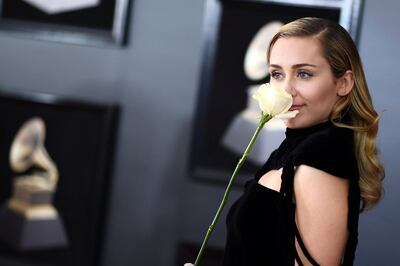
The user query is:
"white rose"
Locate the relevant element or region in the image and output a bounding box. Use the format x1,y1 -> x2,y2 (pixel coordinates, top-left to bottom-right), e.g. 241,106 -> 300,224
252,83 -> 298,119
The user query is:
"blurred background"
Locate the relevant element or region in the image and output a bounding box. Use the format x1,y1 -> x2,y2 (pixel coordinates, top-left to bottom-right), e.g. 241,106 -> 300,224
0,0 -> 398,265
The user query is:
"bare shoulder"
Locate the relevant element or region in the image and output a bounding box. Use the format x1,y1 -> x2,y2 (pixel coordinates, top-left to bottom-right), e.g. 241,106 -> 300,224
294,164 -> 350,201
293,164 -> 349,266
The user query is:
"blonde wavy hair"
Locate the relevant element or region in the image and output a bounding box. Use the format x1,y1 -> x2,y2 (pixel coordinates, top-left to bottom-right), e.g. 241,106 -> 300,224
267,17 -> 385,211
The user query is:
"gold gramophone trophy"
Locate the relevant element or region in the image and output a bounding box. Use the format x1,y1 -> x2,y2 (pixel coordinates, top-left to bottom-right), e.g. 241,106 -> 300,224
0,117 -> 68,250
221,21 -> 286,164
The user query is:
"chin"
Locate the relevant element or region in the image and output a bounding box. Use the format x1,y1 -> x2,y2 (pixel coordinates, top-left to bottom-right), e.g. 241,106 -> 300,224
283,117 -> 298,128
283,116 -> 309,129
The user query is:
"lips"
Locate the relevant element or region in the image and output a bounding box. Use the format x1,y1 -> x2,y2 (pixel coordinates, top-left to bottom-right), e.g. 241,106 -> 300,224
288,104 -> 304,111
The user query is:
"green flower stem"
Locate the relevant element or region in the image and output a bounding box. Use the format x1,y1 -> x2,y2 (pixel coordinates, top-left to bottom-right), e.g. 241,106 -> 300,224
194,113 -> 272,266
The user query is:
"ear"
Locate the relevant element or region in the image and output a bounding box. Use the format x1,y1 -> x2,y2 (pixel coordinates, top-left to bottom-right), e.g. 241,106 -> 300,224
337,70 -> 354,96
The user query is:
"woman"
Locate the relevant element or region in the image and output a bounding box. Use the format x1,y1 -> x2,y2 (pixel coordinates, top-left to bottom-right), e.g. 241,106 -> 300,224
187,17 -> 384,266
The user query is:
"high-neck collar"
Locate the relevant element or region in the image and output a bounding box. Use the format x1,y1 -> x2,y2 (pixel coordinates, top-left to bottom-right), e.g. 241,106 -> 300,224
285,120 -> 333,138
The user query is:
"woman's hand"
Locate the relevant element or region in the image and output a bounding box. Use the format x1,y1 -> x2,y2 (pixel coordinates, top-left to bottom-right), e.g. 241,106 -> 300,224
184,263 -> 194,266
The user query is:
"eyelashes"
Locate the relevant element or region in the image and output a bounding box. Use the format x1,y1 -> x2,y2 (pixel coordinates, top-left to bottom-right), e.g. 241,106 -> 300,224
298,71 -> 313,79
269,70 -> 313,80
270,70 -> 283,80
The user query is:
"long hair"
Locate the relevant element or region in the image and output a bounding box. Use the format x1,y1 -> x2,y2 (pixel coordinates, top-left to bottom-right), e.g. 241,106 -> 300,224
267,17 -> 385,211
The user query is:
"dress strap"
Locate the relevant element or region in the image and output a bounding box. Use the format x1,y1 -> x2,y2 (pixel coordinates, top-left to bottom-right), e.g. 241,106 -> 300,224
295,250 -> 305,266
295,224 -> 320,266
280,159 -> 319,266
279,160 -> 296,265
341,181 -> 360,266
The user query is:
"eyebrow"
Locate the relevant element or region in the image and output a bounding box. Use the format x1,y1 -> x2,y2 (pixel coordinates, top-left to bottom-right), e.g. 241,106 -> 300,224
269,63 -> 317,69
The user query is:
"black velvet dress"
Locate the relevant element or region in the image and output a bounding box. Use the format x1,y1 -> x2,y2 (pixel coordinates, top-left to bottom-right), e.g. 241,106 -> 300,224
222,120 -> 360,266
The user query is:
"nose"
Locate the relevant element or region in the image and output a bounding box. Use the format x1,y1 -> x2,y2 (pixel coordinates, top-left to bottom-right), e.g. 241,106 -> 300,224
282,76 -> 297,96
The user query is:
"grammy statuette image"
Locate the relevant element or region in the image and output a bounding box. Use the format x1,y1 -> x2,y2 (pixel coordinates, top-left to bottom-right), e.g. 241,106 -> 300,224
0,117 -> 68,251
221,21 -> 286,165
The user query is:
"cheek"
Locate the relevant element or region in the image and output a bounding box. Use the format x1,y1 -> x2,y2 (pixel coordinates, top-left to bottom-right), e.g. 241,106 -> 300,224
315,89 -> 335,103
303,80 -> 337,105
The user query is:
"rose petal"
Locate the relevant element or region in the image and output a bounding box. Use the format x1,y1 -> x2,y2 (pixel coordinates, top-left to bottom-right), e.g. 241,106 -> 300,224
274,110 -> 299,119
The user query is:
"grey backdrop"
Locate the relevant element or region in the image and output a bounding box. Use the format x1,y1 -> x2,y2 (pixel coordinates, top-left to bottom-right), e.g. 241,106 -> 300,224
0,0 -> 398,265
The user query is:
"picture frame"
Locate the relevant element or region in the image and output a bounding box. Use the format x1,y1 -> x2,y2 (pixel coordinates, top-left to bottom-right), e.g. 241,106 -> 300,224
189,0 -> 364,186
0,0 -> 131,46
0,90 -> 118,266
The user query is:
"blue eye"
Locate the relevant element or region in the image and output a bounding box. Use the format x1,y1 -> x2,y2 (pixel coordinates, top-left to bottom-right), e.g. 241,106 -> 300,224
270,71 -> 283,80
298,71 -> 312,79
